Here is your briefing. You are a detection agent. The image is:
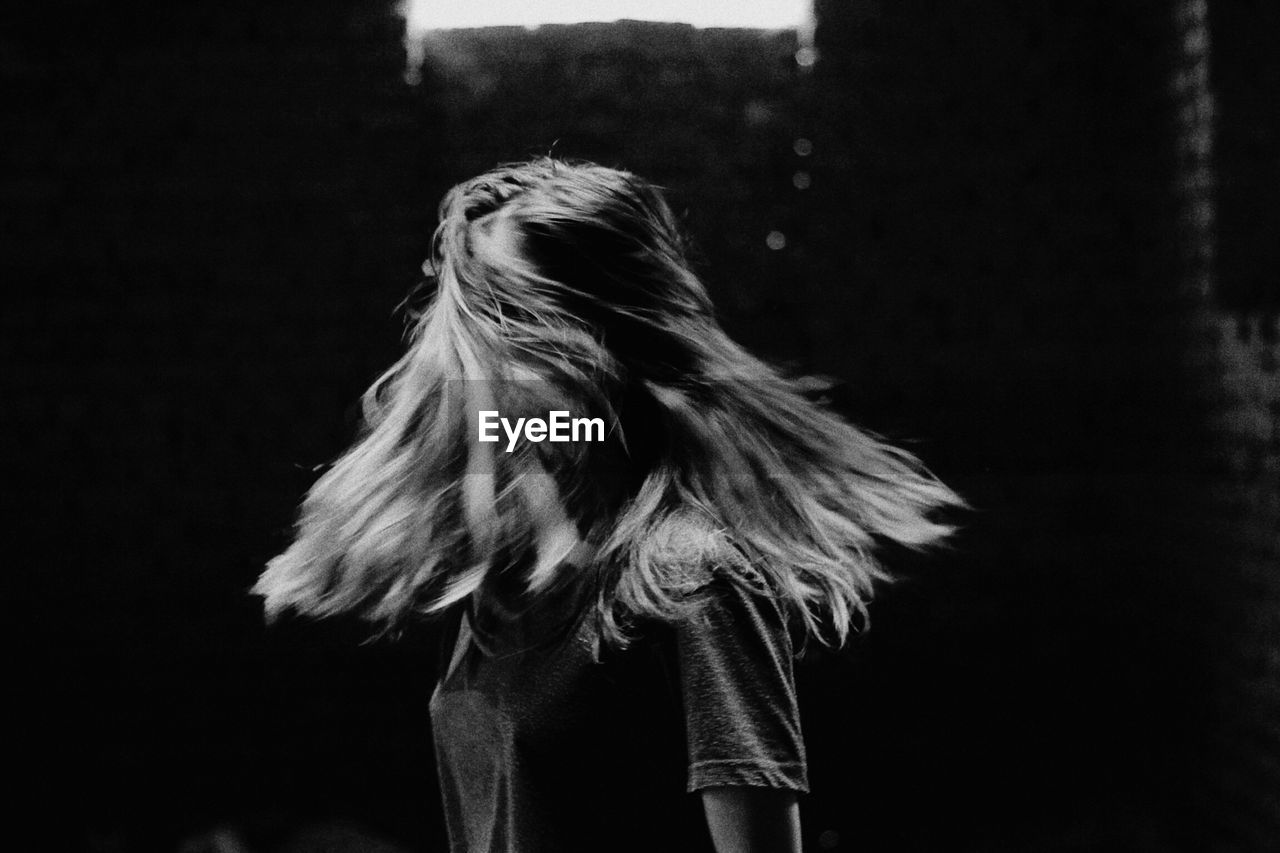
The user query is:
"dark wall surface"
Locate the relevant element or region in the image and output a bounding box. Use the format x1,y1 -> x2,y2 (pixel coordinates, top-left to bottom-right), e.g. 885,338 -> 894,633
4,1 -> 1276,851
6,2 -> 441,851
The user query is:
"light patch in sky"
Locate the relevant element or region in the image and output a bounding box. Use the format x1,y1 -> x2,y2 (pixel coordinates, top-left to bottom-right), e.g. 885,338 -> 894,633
404,0 -> 810,33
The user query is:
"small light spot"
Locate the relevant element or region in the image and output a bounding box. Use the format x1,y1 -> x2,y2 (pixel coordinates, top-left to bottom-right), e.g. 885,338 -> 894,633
793,137 -> 814,157
795,46 -> 818,68
792,171 -> 811,190
766,231 -> 787,251
818,829 -> 840,850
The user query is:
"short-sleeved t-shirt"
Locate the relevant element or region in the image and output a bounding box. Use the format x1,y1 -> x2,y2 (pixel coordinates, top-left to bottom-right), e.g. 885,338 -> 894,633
428,563 -> 808,853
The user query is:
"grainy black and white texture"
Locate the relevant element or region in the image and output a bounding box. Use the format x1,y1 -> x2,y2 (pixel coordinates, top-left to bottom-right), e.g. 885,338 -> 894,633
4,0 -> 1276,850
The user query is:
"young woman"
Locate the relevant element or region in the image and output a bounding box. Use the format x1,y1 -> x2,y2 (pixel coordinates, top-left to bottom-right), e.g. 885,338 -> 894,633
255,158 -> 961,852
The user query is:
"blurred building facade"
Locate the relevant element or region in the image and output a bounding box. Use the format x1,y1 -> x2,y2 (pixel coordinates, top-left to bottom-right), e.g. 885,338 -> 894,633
5,1 -> 441,849
806,0 -> 1279,848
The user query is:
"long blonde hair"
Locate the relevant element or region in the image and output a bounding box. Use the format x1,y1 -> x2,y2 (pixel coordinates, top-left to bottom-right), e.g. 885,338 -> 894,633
254,158 -> 962,647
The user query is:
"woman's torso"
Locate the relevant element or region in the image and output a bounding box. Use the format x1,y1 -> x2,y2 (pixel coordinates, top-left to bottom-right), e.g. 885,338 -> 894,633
429,564 -> 808,853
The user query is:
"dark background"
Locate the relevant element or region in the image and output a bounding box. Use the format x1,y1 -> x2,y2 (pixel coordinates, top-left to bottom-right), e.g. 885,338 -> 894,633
4,1 -> 1278,851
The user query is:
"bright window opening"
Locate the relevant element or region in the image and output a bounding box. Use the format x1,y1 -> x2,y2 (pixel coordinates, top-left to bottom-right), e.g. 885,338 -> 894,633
403,0 -> 812,33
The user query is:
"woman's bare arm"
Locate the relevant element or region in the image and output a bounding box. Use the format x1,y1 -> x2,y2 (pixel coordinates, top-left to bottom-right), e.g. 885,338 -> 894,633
701,787 -> 802,853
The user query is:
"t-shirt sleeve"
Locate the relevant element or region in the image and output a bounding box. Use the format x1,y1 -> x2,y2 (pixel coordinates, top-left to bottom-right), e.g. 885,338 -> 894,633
674,564 -> 809,794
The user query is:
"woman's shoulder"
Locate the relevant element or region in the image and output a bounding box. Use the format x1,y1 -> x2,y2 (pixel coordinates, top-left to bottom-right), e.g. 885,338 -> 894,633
686,557 -> 773,600
664,553 -> 791,650
640,511 -> 773,596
